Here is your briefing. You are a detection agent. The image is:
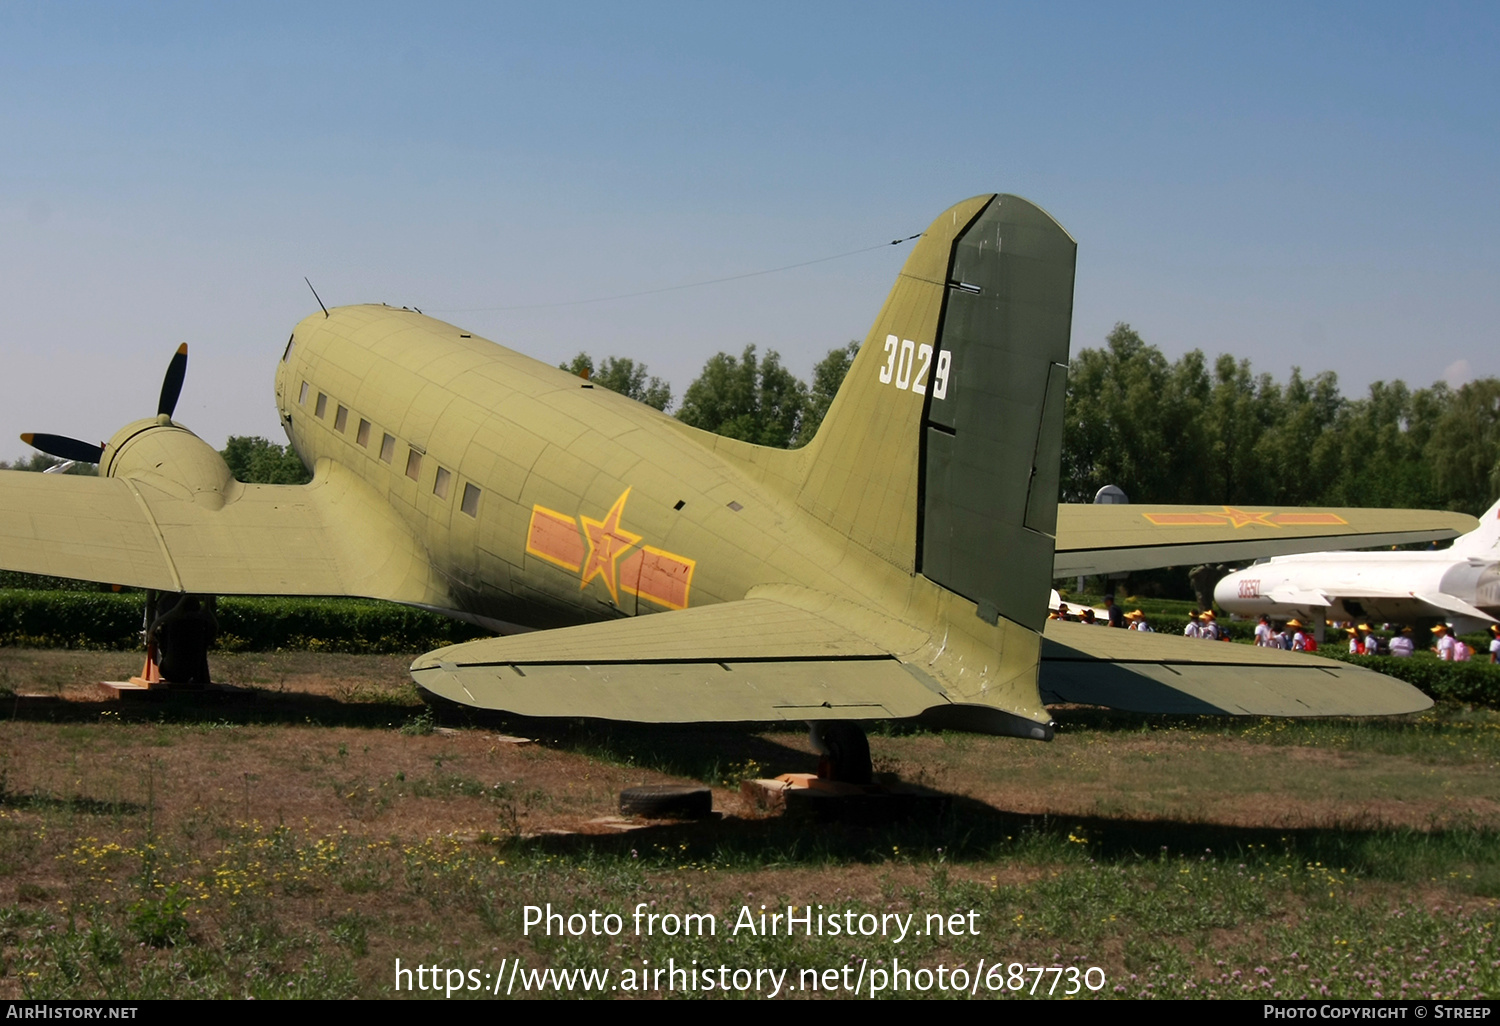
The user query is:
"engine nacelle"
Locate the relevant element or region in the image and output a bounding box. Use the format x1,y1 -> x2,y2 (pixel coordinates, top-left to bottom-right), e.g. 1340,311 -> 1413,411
99,415 -> 240,510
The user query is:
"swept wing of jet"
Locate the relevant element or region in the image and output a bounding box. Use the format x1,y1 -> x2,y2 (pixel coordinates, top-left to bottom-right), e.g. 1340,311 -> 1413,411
0,194 -> 1448,737
1213,499 -> 1500,632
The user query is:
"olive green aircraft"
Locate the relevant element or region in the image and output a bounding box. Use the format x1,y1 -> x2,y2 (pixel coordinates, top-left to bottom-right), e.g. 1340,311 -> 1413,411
1,194 -> 1474,776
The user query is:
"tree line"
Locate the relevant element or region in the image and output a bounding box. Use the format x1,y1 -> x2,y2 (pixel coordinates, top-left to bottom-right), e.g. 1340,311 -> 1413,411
1064,324 -> 1500,517
6,327 -> 1496,520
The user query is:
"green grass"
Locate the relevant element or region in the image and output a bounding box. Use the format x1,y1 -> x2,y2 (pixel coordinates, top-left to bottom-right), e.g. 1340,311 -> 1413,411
2,658 -> 1497,999
3,819 -> 1495,999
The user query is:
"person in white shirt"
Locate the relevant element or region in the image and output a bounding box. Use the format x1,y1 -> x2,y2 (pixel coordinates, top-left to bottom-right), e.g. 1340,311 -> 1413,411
1289,618 -> 1310,651
1184,610 -> 1203,639
1198,611 -> 1221,640
1490,625 -> 1500,665
1433,624 -> 1457,660
1359,624 -> 1379,657
1388,626 -> 1415,658
1254,615 -> 1274,647
1126,609 -> 1154,632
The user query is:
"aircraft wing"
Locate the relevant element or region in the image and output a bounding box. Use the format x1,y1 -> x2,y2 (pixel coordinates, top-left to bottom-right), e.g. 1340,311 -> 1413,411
1412,592 -> 1497,623
1054,504 -> 1476,577
1039,620 -> 1432,716
0,463 -> 445,604
410,596 -> 968,725
1261,583 -> 1495,625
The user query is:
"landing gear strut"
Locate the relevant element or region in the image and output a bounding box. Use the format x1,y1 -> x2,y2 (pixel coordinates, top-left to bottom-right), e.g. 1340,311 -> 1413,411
809,721 -> 872,785
134,590 -> 219,687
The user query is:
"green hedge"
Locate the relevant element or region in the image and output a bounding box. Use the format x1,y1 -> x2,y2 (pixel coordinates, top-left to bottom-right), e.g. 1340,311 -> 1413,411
0,590 -> 488,653
0,570 -> 120,592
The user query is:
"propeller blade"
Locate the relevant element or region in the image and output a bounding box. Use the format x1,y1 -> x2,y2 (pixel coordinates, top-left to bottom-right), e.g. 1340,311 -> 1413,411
157,343 -> 188,418
20,433 -> 104,465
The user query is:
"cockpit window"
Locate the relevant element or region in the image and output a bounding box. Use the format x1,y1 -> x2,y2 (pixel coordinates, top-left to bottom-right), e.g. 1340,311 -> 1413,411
282,334 -> 295,362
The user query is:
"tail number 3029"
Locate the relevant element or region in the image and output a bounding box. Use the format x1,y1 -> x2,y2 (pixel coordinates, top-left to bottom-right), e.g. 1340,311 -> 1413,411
879,335 -> 950,400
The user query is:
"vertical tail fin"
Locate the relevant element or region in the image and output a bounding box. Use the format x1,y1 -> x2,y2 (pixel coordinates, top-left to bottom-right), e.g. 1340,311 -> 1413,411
795,194 -> 1076,632
1450,497 -> 1500,556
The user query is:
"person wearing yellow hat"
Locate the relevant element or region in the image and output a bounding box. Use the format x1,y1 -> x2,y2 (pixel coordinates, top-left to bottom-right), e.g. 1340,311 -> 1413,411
1125,609 -> 1153,633
1198,609 -> 1221,641
1288,618 -> 1313,652
1432,623 -> 1457,661
1359,624 -> 1380,657
1345,626 -> 1363,656
1489,624 -> 1500,664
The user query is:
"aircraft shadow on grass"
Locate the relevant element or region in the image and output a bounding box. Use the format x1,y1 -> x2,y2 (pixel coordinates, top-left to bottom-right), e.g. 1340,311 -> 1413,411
10,694 -> 1488,876
500,798 -> 1496,876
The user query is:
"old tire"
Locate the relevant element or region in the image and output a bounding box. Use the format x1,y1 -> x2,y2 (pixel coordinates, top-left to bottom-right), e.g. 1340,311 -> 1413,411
619,785 -> 713,819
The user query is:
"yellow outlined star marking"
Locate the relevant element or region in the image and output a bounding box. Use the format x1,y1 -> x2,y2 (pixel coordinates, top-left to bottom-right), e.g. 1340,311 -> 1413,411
1217,506 -> 1278,528
579,488 -> 642,604
1142,507 -> 1349,528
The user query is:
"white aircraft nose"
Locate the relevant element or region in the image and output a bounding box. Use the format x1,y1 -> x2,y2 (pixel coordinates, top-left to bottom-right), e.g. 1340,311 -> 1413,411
1214,570 -> 1252,609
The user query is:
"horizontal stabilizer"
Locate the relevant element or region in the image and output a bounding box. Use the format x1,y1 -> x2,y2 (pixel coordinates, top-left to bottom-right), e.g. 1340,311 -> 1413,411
411,598 -> 935,722
1039,621 -> 1431,716
412,598 -> 1052,737
1054,504 -> 1475,577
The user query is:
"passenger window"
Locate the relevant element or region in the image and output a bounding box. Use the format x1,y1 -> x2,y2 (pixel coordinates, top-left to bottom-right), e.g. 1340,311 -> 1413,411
315,393 -> 327,418
405,449 -> 422,481
461,483 -> 480,517
380,433 -> 395,463
334,405 -> 348,432
433,466 -> 451,499
357,419 -> 371,447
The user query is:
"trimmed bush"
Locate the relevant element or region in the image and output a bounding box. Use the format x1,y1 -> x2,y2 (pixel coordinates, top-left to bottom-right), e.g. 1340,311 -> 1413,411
0,590 -> 488,653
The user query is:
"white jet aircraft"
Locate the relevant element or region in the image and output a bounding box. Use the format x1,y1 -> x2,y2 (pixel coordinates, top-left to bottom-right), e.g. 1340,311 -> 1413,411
1214,499 -> 1500,632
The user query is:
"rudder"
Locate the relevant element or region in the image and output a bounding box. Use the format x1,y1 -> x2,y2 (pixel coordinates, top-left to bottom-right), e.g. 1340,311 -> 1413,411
796,194 -> 1076,633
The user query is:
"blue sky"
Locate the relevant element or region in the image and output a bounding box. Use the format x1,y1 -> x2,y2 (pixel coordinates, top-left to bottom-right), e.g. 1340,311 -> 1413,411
3,2 -> 1497,454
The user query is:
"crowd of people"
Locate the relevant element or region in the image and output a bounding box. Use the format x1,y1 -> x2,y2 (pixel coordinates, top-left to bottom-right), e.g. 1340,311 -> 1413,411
1048,596 -> 1159,632
1047,599 -> 1500,663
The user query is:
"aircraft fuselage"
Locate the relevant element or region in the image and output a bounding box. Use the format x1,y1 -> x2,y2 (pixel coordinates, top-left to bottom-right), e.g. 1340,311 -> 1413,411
1215,549 -> 1500,626
274,305 -> 849,631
